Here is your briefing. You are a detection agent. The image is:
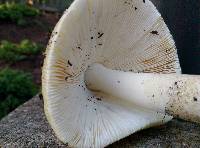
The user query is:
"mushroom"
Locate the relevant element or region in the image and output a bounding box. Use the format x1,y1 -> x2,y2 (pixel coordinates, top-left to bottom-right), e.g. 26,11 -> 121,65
42,0 -> 199,147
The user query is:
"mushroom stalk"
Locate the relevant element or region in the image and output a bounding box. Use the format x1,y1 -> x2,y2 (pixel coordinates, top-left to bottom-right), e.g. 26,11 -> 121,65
85,64 -> 200,123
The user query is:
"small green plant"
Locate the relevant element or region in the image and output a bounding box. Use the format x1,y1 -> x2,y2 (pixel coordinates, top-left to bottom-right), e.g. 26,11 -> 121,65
0,3 -> 40,25
17,39 -> 42,55
0,40 -> 42,62
0,68 -> 39,119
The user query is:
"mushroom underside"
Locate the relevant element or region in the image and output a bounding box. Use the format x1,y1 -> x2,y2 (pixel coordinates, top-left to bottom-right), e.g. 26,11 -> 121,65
42,0 -> 181,147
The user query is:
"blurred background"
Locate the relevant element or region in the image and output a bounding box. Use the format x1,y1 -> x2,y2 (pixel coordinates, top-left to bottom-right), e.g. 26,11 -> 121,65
0,0 -> 73,119
0,0 -> 199,119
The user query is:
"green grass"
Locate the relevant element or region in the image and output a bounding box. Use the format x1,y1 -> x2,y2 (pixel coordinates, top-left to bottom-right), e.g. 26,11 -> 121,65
0,68 -> 39,119
0,40 -> 43,63
0,3 -> 40,26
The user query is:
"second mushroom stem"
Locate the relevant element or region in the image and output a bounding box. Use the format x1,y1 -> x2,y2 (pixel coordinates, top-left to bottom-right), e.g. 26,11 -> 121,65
85,64 -> 200,123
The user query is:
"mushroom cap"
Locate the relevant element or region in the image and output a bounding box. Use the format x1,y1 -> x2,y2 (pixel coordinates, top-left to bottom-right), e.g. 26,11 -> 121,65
42,0 -> 181,147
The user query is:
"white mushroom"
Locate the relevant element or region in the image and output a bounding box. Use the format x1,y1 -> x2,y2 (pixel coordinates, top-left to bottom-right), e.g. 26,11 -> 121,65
41,0 -> 197,147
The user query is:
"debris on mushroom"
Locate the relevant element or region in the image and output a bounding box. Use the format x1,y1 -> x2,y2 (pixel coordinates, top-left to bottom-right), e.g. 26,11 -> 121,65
41,0 -> 193,147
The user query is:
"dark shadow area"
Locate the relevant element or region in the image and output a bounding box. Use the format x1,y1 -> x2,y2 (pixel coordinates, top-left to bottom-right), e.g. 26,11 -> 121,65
152,0 -> 200,74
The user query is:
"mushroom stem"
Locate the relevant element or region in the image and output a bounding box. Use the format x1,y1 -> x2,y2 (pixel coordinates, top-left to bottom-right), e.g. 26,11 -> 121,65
85,64 -> 200,123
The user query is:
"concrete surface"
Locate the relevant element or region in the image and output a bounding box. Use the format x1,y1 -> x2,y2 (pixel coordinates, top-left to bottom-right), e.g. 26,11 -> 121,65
0,95 -> 200,148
